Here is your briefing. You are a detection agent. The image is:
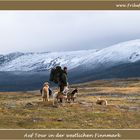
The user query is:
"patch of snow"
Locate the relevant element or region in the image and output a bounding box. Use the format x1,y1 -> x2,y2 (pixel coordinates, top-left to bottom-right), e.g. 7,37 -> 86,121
0,39 -> 140,71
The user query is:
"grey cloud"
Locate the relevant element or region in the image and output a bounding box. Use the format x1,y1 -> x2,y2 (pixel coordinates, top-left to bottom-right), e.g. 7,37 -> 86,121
0,11 -> 140,54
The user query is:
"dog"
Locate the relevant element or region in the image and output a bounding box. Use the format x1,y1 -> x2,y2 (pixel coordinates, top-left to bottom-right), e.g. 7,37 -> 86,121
52,90 -> 58,105
96,97 -> 107,105
42,82 -> 50,102
52,86 -> 69,105
52,91 -> 67,105
66,88 -> 78,102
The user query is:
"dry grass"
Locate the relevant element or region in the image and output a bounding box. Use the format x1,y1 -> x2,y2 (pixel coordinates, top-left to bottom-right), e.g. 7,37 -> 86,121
0,78 -> 140,129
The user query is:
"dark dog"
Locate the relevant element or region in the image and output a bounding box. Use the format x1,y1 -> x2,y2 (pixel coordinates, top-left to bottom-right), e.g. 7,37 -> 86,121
67,88 -> 78,102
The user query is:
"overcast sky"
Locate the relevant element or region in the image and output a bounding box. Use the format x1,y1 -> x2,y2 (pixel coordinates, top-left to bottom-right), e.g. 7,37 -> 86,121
0,11 -> 140,54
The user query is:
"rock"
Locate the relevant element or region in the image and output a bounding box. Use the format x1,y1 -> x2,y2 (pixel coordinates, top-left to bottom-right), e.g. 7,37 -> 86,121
33,119 -> 36,122
118,105 -> 129,110
129,106 -> 139,111
57,118 -> 64,122
53,105 -> 59,108
4,103 -> 16,109
79,101 -> 93,107
117,105 -> 139,111
25,103 -> 33,108
32,118 -> 44,123
88,123 -> 93,126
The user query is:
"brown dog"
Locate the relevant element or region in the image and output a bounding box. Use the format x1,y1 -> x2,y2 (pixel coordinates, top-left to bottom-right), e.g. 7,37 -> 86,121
42,82 -> 49,102
96,97 -> 107,105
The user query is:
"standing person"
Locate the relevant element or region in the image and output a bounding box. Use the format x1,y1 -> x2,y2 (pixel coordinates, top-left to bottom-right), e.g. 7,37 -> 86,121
59,67 -> 68,92
49,66 -> 68,92
58,66 -> 68,103
49,66 -> 68,102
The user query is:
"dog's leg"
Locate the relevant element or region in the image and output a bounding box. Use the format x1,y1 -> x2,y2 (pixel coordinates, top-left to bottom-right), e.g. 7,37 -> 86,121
73,96 -> 76,102
52,97 -> 54,105
64,96 -> 67,104
53,94 -> 56,106
46,92 -> 49,102
67,98 -> 70,103
72,98 -> 74,102
60,98 -> 63,103
53,99 -> 55,106
66,98 -> 68,103
52,93 -> 58,106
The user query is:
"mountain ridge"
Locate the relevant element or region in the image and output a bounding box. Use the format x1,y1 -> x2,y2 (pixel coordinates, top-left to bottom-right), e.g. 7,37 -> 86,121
0,39 -> 140,72
0,39 -> 140,91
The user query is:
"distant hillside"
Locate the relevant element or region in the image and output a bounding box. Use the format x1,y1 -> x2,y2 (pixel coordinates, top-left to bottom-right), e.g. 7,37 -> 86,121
0,61 -> 140,91
0,39 -> 140,91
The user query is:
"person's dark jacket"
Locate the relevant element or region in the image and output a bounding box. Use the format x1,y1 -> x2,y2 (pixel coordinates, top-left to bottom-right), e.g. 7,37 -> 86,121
59,70 -> 67,86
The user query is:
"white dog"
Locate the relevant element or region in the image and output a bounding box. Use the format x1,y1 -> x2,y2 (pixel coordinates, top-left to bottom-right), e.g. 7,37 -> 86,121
52,86 -> 69,105
96,97 -> 107,105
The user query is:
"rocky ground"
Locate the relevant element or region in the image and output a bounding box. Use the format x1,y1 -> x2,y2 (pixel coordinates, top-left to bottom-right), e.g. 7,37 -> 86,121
0,78 -> 140,129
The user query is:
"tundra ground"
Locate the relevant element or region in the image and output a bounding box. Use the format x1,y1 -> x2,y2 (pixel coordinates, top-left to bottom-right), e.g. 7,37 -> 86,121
0,78 -> 140,129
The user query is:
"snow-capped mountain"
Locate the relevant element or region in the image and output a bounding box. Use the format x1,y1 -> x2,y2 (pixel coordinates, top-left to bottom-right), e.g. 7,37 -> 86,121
1,39 -> 140,91
0,50 -> 98,71
0,39 -> 140,72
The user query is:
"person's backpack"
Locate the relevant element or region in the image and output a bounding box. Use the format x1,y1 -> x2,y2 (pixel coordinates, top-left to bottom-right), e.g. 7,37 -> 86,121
49,68 -> 55,82
49,66 -> 62,84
